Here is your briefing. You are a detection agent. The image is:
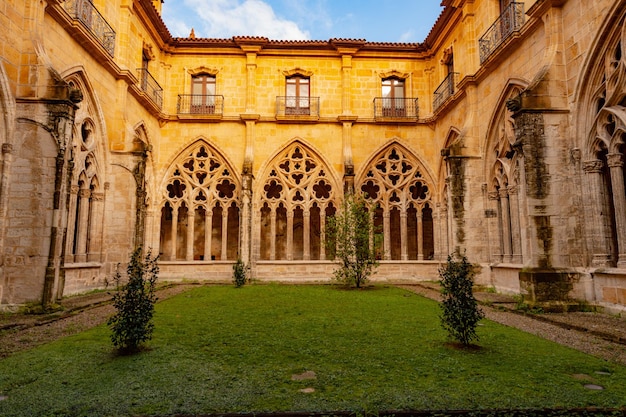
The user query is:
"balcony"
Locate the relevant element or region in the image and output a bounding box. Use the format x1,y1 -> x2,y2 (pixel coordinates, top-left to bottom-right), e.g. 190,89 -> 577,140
373,98 -> 419,121
137,68 -> 163,108
479,2 -> 525,64
433,72 -> 458,112
63,0 -> 116,57
276,96 -> 320,121
177,95 -> 224,117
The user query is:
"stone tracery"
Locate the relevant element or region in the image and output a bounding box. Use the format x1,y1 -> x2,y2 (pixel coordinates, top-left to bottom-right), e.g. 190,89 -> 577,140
258,141 -> 337,261
159,141 -> 240,261
358,144 -> 434,260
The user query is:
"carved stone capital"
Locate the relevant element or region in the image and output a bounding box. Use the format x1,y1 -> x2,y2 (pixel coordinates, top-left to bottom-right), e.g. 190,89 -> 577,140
1,143 -> 12,154
607,153 -> 624,168
583,159 -> 604,173
78,188 -> 91,198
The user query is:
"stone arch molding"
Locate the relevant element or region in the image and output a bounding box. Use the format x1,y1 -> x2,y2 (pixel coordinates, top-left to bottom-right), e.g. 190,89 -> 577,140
256,139 -> 339,211
575,1 -> 626,268
159,139 -> 241,211
356,141 -> 436,261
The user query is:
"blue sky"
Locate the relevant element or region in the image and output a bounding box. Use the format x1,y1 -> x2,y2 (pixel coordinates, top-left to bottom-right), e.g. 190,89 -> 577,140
161,1 -> 444,43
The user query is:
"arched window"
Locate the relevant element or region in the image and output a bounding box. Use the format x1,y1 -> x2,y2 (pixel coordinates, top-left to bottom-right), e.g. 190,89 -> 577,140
159,141 -> 240,261
191,74 -> 216,114
258,142 -> 337,261
358,144 -> 434,260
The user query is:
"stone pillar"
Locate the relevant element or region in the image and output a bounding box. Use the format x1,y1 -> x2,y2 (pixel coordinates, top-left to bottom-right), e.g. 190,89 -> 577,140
221,208 -> 228,260
582,159 -> 612,266
186,210 -> 195,261
508,185 -> 522,263
204,208 -> 213,261
171,206 -> 178,260
245,52 -> 258,113
400,210 -> 408,260
270,209 -> 277,260
303,211 -> 310,260
433,203 -> 442,261
499,188 -> 512,263
286,210 -> 294,261
383,210 -> 391,260
88,192 -> 105,262
65,185 -> 79,262
607,153 -> 626,267
239,172 -> 253,266
341,54 -> 352,115
416,207 -> 424,261
75,188 -> 91,263
489,191 -> 503,262
320,209 -> 326,260
0,144 -> 12,264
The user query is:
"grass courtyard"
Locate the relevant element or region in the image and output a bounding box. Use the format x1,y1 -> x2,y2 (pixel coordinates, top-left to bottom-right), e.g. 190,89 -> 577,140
0,284 -> 625,416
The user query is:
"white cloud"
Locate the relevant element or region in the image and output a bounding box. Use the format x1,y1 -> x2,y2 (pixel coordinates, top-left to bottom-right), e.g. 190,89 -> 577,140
398,29 -> 416,43
178,0 -> 310,40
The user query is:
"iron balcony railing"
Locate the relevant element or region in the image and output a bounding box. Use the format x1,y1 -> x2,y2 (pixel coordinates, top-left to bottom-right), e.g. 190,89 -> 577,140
177,94 -> 224,115
63,0 -> 116,57
433,72 -> 459,111
373,97 -> 419,119
137,68 -> 163,108
276,96 -> 320,117
479,2 -> 525,64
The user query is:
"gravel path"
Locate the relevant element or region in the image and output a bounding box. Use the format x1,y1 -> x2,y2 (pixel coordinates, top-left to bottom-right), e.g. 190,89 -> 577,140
1,282 -> 626,367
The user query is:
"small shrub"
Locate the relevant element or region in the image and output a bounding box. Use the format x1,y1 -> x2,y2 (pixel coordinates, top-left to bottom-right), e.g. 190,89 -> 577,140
232,258 -> 247,288
107,247 -> 158,354
326,194 -> 380,288
439,252 -> 484,346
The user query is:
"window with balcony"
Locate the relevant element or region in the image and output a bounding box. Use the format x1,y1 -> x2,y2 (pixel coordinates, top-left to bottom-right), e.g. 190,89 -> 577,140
191,74 -> 216,114
285,75 -> 310,115
479,1 -> 525,63
381,77 -> 405,117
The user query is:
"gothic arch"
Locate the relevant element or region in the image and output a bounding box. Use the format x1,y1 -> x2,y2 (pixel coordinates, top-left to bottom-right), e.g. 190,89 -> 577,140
158,139 -> 241,261
256,139 -> 340,261
356,141 -> 436,261
62,69 -> 108,264
575,1 -> 626,267
482,81 -> 528,264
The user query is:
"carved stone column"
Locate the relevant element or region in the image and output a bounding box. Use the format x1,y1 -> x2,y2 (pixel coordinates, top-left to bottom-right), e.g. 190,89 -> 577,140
417,207 -> 424,261
204,208 -> 213,261
508,185 -> 522,263
489,191 -> 503,262
75,188 -> 91,263
270,209 -> 277,260
171,206 -> 179,260
383,210 -> 391,260
303,211 -> 310,260
400,209 -> 408,261
186,210 -> 195,261
319,209 -> 326,260
583,159 -> 611,266
286,210 -> 294,261
88,192 -> 105,262
607,153 -> 626,267
499,188 -> 512,262
221,208 -> 228,260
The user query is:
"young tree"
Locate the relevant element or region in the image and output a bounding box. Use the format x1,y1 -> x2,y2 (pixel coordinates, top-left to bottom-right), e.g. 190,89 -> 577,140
439,252 -> 485,346
326,194 -> 379,288
108,247 -> 159,354
232,258 -> 248,288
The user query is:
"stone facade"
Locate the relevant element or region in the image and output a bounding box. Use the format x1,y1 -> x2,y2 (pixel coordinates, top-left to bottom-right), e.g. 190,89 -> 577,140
1,0 -> 626,313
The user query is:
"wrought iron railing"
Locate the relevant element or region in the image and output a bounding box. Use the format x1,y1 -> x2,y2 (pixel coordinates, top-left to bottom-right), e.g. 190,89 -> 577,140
137,68 -> 163,108
433,72 -> 458,111
276,96 -> 320,117
479,2 -> 525,64
177,95 -> 224,115
63,0 -> 116,57
373,98 -> 419,119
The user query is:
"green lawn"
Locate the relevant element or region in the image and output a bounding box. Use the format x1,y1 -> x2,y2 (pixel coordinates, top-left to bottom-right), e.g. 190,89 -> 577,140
0,284 -> 625,416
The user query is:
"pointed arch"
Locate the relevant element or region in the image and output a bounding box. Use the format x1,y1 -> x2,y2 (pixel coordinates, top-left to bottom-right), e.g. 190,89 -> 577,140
575,1 -> 626,267
356,140 -> 436,261
61,68 -> 108,264
256,139 -> 340,261
158,139 -> 241,261
482,80 -> 528,264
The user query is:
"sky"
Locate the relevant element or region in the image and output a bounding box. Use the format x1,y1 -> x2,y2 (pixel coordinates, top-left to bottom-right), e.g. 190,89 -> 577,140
161,0 -> 444,43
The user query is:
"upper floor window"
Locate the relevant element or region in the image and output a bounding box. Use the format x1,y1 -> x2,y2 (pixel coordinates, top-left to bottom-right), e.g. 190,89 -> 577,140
286,75 -> 310,115
191,74 -> 216,113
382,77 -> 405,117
